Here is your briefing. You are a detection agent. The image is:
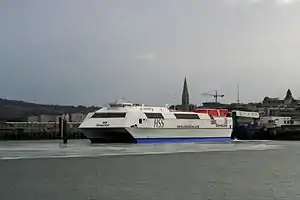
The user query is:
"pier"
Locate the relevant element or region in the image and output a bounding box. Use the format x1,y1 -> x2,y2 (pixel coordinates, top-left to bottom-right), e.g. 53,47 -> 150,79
0,122 -> 86,140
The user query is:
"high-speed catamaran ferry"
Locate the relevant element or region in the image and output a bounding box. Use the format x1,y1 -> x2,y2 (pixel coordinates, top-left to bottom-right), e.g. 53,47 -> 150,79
78,101 -> 233,143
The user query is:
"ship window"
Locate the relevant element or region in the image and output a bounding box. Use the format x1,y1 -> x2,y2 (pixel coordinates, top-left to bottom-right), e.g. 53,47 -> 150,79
174,113 -> 200,119
139,119 -> 143,124
91,112 -> 126,118
144,113 -> 164,119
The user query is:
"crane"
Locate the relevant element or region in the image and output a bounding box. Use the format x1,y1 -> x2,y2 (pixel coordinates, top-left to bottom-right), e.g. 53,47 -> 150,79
201,90 -> 225,103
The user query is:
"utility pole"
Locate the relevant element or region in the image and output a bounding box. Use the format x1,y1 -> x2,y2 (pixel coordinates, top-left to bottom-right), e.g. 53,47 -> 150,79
201,91 -> 225,103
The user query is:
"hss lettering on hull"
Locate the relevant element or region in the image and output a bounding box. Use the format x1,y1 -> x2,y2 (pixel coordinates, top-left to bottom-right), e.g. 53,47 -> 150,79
96,121 -> 110,127
153,119 -> 164,128
216,124 -> 227,127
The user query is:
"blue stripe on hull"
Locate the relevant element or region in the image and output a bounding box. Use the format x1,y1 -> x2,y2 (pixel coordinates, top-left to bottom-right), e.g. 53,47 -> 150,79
135,137 -> 232,144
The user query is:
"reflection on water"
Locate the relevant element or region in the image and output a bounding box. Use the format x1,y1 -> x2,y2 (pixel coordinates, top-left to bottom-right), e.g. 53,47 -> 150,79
0,139 -> 282,160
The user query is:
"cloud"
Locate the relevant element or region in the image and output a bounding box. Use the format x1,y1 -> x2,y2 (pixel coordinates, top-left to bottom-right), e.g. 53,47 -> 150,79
134,53 -> 156,60
225,0 -> 300,6
224,0 -> 262,6
249,0 -> 263,3
277,0 -> 299,4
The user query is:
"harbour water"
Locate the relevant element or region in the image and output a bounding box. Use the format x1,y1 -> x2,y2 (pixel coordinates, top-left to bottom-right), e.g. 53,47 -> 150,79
1,140 -> 300,199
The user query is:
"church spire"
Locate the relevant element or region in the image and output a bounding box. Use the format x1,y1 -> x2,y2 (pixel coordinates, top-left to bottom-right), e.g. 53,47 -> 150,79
181,77 -> 189,111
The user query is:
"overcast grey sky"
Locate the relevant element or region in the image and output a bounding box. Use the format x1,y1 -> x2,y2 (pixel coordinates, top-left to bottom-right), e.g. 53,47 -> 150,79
1,0 -> 300,106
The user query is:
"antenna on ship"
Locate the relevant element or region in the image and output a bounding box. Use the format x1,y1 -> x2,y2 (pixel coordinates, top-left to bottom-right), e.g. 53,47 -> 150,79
237,83 -> 240,104
201,90 -> 225,103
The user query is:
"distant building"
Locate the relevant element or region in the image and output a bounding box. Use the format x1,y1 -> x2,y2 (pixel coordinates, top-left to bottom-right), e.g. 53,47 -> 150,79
70,113 -> 86,122
28,114 -> 60,122
55,115 -> 61,122
39,114 -> 57,122
28,115 -> 39,122
262,89 -> 300,107
63,113 -> 70,122
258,89 -> 300,119
27,113 -> 86,123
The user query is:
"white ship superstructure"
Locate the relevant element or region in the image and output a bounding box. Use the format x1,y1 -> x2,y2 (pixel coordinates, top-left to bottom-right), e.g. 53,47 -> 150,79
79,101 -> 233,143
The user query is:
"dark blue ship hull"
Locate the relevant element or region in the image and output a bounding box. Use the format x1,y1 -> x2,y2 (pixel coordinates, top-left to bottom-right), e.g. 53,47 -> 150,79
231,125 -> 300,140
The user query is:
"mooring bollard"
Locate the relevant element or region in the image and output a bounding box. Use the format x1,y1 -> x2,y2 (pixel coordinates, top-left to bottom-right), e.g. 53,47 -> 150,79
59,116 -> 68,144
63,118 -> 68,144
59,117 -> 63,139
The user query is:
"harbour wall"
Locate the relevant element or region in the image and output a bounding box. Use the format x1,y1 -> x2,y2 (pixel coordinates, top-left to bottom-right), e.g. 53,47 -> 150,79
0,122 -> 86,140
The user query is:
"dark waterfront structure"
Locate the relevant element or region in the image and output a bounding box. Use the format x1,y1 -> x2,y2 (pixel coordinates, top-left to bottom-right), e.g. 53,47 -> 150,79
0,122 -> 86,140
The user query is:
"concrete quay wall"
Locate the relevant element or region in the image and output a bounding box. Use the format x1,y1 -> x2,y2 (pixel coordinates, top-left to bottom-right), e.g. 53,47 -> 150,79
0,122 -> 87,140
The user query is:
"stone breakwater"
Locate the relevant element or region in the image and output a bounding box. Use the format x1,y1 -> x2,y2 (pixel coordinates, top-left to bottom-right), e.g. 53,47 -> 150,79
0,122 -> 86,140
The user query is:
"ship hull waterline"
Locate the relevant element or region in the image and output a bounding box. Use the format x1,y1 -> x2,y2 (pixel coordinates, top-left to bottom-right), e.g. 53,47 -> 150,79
80,127 -> 232,144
